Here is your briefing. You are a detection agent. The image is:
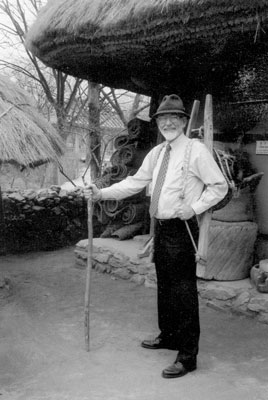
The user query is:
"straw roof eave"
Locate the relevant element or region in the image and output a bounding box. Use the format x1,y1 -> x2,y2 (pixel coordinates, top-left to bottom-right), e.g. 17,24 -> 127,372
26,0 -> 268,97
0,76 -> 65,168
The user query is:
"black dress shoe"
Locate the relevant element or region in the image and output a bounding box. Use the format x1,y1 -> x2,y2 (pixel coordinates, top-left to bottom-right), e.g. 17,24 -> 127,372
162,361 -> 196,379
141,337 -> 178,350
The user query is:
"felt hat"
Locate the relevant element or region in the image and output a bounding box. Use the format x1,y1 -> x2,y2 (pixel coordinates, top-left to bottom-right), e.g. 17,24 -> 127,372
152,94 -> 190,119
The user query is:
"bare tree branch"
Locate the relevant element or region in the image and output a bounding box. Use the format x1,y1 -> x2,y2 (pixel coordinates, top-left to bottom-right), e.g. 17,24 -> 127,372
100,88 -> 128,126
0,0 -> 147,184
65,78 -> 82,115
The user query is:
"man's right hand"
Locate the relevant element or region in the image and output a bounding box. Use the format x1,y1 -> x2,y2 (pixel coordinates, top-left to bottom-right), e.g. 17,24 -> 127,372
83,184 -> 102,202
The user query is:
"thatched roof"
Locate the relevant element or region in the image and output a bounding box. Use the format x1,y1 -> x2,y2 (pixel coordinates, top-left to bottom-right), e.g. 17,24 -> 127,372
0,75 -> 64,168
26,0 -> 268,100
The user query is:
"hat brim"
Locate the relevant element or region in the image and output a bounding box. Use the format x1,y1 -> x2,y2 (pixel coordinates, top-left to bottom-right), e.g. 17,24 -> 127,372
152,109 -> 190,119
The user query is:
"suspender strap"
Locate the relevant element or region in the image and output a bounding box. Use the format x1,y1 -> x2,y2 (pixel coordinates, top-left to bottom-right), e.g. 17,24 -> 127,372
179,139 -> 198,200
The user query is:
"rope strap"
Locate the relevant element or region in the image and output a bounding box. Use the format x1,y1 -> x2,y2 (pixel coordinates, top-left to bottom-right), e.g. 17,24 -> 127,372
180,139 -> 198,200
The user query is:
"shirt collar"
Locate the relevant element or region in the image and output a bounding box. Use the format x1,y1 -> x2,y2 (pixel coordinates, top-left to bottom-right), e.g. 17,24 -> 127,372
166,133 -> 189,150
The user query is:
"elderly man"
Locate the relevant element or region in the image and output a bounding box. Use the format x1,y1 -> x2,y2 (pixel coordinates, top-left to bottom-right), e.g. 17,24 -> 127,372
85,94 -> 228,378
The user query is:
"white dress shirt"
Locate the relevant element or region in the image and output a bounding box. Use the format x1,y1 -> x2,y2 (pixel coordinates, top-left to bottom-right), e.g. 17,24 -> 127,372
100,134 -> 228,219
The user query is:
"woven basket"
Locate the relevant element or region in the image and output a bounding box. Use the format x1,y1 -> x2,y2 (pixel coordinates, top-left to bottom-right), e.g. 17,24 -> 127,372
212,187 -> 254,222
201,220 -> 258,281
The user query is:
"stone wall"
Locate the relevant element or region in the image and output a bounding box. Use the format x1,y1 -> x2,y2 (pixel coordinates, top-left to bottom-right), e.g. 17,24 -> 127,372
0,186 -> 101,254
75,237 -> 268,325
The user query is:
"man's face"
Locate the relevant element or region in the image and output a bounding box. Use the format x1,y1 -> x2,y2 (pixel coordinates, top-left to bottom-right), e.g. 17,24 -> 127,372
156,114 -> 187,142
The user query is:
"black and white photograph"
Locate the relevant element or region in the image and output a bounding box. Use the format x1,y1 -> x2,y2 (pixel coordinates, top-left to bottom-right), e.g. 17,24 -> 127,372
1,1 -> 268,399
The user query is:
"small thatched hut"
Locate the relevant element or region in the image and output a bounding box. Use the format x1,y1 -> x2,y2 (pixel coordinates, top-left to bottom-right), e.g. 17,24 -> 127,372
25,0 -> 268,264
26,0 -> 268,106
0,75 -> 64,168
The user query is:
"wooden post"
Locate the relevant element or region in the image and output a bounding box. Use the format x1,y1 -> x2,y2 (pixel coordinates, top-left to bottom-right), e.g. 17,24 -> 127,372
196,94 -> 213,278
84,80 -> 100,351
203,95 -> 213,153
186,100 -> 200,138
87,81 -> 100,179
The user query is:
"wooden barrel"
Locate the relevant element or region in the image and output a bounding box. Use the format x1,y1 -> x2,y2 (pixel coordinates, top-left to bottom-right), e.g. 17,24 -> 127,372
199,220 -> 258,281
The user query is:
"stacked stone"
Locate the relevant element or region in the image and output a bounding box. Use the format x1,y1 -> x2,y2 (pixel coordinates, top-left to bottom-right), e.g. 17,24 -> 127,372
75,237 -> 268,325
75,237 -> 157,289
0,186 -> 92,254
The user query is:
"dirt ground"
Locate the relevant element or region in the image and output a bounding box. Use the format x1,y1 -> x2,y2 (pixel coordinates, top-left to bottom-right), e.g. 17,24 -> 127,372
1,247 -> 268,400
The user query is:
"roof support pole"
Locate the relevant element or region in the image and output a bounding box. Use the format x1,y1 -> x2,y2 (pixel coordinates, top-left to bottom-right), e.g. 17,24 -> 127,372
87,81 -> 100,180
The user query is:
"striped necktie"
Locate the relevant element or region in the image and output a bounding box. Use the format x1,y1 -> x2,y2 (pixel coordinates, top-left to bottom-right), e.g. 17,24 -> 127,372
149,143 -> 171,217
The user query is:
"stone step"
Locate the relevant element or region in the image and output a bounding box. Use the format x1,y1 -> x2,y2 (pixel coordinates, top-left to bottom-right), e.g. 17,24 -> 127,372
74,236 -> 268,325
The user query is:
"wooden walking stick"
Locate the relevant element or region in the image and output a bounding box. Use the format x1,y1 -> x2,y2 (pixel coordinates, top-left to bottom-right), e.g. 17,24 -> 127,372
84,180 -> 93,352
196,94 -> 214,278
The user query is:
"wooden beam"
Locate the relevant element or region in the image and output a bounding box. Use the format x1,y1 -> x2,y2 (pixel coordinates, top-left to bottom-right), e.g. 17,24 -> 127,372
196,94 -> 213,278
186,100 -> 200,137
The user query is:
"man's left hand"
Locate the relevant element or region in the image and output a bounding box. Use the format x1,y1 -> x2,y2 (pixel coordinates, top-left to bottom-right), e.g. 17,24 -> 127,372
176,204 -> 195,220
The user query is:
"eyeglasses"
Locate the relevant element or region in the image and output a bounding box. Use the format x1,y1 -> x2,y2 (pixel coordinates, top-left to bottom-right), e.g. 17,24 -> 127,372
156,115 -> 182,123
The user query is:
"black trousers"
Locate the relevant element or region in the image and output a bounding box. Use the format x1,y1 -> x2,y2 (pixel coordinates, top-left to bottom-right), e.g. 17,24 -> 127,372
154,217 -> 200,364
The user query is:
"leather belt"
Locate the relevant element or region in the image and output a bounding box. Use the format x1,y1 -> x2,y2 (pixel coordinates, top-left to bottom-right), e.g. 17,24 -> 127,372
155,218 -> 181,226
